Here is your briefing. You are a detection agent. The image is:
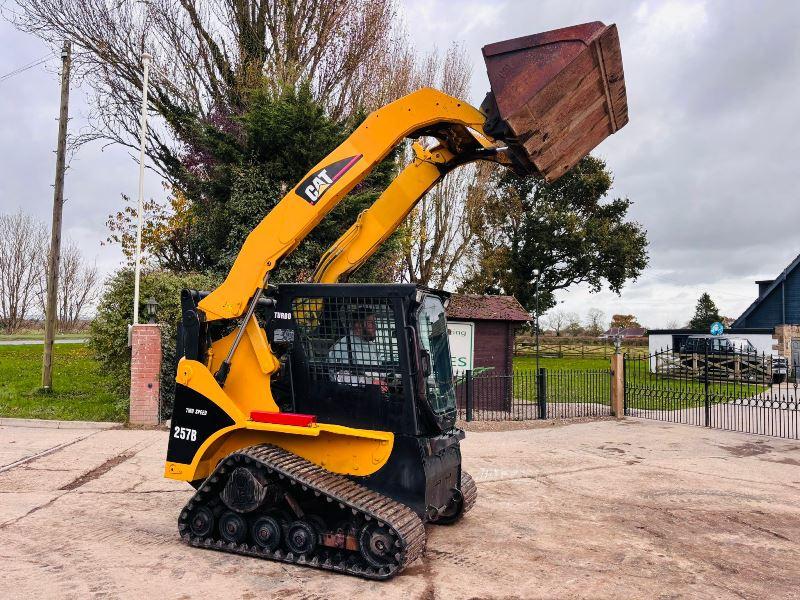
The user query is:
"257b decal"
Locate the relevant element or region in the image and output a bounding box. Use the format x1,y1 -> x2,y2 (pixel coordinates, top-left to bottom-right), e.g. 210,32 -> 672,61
295,155 -> 363,204
173,426 -> 197,442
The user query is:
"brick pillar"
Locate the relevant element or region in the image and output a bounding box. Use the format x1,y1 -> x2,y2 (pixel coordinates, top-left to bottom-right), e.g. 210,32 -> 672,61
610,352 -> 625,418
129,324 -> 162,425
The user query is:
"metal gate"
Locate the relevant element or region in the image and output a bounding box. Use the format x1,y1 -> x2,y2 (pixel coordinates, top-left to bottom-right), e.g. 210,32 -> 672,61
456,368 -> 612,422
624,348 -> 799,439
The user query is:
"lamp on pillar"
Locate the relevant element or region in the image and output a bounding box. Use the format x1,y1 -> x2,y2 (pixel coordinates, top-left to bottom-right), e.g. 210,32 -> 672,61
145,297 -> 159,324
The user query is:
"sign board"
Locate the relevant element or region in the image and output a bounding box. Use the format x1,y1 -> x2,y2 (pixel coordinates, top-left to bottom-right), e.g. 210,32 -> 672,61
448,321 -> 474,372
710,321 -> 724,336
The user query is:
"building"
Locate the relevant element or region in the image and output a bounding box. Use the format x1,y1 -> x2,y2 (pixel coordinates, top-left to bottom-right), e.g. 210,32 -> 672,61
650,252 -> 800,367
446,294 -> 530,375
733,253 -> 800,328
600,326 -> 647,339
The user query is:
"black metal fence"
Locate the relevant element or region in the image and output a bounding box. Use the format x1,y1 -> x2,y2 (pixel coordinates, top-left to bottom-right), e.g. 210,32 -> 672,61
625,348 -> 799,439
455,368 -> 611,421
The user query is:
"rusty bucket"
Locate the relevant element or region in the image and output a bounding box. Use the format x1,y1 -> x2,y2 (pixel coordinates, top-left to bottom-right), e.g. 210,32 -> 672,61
481,22 -> 628,181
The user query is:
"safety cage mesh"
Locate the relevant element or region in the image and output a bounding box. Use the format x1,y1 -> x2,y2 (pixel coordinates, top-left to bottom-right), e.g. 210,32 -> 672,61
291,295 -> 403,397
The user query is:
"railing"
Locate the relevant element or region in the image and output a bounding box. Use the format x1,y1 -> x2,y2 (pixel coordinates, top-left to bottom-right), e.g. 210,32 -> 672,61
625,347 -> 799,439
454,368 -> 612,421
514,339 -> 649,359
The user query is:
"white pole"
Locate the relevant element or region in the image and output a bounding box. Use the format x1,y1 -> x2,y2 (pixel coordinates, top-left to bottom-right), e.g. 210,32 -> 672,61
132,52 -> 152,326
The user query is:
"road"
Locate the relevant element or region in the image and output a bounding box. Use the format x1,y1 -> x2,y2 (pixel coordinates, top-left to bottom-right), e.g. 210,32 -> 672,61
1,419 -> 799,598
0,338 -> 87,346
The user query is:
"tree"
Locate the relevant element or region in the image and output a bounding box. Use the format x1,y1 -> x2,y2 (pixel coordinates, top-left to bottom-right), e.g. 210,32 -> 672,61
35,241 -> 99,332
461,156 -> 648,313
611,314 -> 641,329
104,85 -> 403,281
564,312 -> 583,337
689,292 -> 722,331
585,308 -> 606,336
400,43 -> 493,288
11,0 -> 404,176
90,269 -> 220,415
13,1 -> 413,282
543,310 -> 567,337
0,211 -> 47,333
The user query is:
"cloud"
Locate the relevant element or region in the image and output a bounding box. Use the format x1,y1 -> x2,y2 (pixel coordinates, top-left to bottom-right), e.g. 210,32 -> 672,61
2,1 -> 798,327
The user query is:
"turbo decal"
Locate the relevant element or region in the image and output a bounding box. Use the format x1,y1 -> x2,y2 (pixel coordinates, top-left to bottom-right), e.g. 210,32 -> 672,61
295,154 -> 363,205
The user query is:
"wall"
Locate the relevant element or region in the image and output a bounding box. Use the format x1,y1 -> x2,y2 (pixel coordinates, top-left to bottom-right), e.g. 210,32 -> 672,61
473,320 -> 513,375
738,265 -> 800,328
772,325 -> 800,363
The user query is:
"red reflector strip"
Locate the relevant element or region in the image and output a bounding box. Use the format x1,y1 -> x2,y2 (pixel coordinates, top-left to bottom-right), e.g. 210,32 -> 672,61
250,411 -> 317,427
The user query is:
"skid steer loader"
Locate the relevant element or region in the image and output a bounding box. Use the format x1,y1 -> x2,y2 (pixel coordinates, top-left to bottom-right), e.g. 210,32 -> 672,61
165,22 -> 629,579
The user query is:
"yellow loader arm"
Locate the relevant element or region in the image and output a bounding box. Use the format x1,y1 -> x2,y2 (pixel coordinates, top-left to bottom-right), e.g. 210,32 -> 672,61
198,88 -> 496,322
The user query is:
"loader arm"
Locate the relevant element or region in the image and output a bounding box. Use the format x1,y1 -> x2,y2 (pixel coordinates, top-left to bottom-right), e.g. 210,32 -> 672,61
312,142 -> 459,284
198,88 -> 494,322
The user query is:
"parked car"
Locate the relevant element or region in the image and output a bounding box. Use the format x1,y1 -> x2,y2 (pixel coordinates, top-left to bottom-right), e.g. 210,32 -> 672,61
681,335 -> 787,383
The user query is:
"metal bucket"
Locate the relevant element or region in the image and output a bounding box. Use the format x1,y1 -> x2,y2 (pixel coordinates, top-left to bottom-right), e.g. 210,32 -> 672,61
481,22 -> 628,181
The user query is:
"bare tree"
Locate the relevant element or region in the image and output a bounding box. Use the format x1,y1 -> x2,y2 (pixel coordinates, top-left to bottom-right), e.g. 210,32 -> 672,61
564,312 -> 583,336
400,43 -> 493,288
10,0 -> 402,176
585,308 -> 606,336
36,241 -> 99,333
0,212 -> 48,333
543,309 -> 567,337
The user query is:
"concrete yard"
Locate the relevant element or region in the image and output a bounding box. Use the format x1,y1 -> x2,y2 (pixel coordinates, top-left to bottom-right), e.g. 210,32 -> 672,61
1,419 -> 799,599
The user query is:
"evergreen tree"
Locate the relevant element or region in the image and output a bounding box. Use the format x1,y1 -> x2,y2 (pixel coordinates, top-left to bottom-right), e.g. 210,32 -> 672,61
461,156 -> 649,312
689,293 -> 722,330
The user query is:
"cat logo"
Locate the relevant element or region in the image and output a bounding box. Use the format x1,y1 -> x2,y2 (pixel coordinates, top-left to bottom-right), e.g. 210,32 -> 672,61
295,155 -> 363,205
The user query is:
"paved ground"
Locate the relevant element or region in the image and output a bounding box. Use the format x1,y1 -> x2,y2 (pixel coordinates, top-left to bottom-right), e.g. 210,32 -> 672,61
2,419 -> 799,599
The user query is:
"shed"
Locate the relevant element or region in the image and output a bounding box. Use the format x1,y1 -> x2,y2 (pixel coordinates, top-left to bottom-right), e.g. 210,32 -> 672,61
446,294 -> 530,376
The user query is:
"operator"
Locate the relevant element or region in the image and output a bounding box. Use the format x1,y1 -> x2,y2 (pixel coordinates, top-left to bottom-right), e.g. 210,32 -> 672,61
328,308 -> 388,391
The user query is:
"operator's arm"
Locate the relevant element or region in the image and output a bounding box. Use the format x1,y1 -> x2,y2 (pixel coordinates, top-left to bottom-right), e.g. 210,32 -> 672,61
198,88 -> 490,322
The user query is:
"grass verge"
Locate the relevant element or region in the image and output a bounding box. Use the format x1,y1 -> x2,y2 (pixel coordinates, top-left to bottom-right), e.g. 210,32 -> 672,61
0,343 -> 124,422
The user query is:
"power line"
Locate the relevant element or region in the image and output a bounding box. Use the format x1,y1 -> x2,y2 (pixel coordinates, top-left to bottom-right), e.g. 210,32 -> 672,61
0,52 -> 55,83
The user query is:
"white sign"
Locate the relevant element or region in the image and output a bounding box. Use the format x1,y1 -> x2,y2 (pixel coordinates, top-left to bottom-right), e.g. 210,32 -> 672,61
448,321 -> 474,372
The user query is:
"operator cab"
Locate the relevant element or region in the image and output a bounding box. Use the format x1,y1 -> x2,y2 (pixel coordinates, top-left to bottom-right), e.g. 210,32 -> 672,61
265,283 -> 457,437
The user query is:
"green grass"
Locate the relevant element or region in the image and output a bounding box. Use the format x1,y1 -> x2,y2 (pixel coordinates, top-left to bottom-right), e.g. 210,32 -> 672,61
0,343 -> 124,421
512,354 -> 770,410
514,355 -> 611,371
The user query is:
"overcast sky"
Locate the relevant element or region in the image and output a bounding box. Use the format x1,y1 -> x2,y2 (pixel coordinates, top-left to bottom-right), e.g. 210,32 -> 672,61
1,0 -> 799,328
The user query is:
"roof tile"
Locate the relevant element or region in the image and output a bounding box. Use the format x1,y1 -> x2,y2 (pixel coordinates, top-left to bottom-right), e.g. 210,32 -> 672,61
447,294 -> 530,322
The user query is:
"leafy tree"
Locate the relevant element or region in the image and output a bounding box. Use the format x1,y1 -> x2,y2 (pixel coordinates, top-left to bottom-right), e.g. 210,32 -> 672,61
689,292 -> 722,331
106,86 -> 403,282
611,314 -> 641,329
89,269 -> 220,416
461,156 -> 648,313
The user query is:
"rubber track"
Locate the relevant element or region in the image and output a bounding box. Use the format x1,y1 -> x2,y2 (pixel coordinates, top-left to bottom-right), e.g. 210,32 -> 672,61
460,471 -> 477,516
178,444 -> 426,580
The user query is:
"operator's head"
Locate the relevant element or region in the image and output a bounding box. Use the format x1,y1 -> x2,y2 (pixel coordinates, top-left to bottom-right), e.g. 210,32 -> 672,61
351,308 -> 377,342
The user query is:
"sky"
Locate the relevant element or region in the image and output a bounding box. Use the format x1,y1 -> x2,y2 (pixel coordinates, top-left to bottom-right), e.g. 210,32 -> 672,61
1,0 -> 799,328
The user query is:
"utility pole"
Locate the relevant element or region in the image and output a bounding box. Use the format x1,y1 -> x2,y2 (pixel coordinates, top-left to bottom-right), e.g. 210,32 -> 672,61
42,41 -> 71,391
